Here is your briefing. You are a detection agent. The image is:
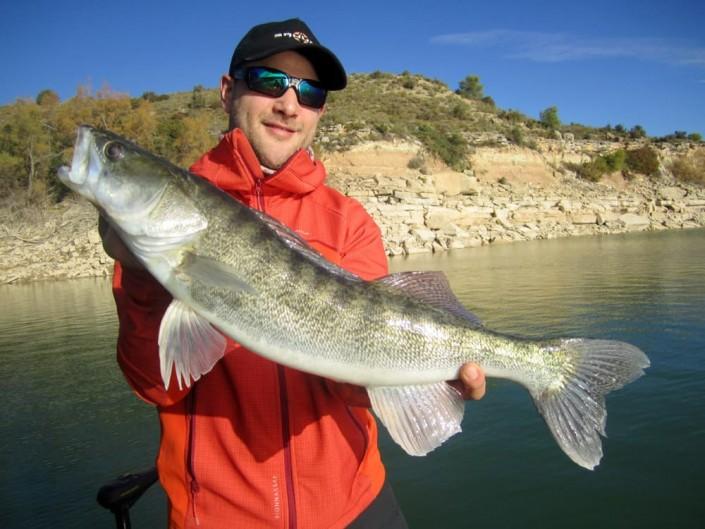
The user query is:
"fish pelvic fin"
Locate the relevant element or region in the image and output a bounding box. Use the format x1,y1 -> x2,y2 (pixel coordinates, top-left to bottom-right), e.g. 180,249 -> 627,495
368,382 -> 465,456
158,299 -> 227,390
532,338 -> 650,470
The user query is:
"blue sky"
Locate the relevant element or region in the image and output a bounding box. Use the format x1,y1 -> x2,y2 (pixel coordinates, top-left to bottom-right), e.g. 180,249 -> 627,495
1,0 -> 703,137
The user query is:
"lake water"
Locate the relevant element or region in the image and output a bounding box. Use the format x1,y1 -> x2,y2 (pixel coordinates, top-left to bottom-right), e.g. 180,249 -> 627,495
1,229 -> 704,528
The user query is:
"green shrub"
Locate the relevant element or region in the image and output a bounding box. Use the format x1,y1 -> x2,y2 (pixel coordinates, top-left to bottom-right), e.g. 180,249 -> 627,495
401,76 -> 416,90
574,157 -> 609,182
570,150 -> 625,182
688,132 -> 703,142
629,125 -> 647,139
407,155 -> 425,170
416,124 -> 469,171
625,146 -> 660,176
508,127 -> 524,146
451,103 -> 469,120
604,149 -> 626,172
480,96 -> 496,108
456,75 -> 483,99
141,91 -> 170,102
539,106 -> 560,130
670,153 -> 705,185
502,109 -> 526,123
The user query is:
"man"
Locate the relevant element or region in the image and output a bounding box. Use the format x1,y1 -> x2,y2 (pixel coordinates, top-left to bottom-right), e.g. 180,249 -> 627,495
101,18 -> 486,529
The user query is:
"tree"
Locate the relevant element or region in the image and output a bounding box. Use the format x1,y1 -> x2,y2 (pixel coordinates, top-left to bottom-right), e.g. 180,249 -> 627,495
629,125 -> 646,139
626,146 -> 660,176
120,99 -> 157,149
190,85 -> 207,109
172,114 -> 214,166
36,89 -> 60,106
539,106 -> 560,130
688,132 -> 702,142
0,101 -> 55,196
456,75 -> 484,99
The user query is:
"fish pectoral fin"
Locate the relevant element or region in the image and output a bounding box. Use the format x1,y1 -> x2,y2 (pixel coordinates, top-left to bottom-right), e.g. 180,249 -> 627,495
376,271 -> 482,326
368,382 -> 465,456
180,253 -> 256,293
158,300 -> 227,390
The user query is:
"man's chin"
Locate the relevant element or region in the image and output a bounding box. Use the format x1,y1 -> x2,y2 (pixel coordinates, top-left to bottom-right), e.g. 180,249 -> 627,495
252,141 -> 301,171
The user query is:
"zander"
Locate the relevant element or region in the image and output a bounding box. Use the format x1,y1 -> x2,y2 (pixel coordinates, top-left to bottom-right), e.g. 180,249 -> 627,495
58,126 -> 649,470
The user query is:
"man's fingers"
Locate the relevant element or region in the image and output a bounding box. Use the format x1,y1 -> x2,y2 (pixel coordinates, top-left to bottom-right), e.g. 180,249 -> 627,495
449,363 -> 487,401
98,215 -> 143,269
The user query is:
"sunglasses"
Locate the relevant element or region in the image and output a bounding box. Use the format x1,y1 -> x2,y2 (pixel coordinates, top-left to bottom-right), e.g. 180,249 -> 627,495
232,66 -> 327,109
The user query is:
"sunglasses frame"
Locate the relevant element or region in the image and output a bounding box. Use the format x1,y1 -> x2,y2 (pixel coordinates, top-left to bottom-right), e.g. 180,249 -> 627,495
232,66 -> 327,109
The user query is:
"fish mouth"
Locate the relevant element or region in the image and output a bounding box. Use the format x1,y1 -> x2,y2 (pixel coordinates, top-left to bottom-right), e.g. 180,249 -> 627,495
57,126 -> 103,195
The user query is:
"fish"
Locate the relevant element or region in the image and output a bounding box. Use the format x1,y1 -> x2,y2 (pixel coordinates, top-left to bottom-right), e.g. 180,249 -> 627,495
58,125 -> 649,470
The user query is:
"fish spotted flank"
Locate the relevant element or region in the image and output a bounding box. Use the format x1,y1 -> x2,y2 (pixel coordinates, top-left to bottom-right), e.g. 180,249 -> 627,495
58,126 -> 649,470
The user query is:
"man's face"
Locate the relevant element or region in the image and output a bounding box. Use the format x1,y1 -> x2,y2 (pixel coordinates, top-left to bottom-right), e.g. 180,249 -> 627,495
220,51 -> 326,170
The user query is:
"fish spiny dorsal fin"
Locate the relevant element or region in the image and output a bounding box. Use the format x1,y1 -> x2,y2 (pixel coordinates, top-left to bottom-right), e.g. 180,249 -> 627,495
250,209 -> 362,283
376,271 -> 482,326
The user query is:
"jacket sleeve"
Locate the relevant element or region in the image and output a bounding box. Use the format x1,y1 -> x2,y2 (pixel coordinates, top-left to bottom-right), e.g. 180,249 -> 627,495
339,202 -> 388,280
112,263 -> 192,406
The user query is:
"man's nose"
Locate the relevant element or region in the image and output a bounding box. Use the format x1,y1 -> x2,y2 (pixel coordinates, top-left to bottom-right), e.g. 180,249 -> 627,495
272,87 -> 299,116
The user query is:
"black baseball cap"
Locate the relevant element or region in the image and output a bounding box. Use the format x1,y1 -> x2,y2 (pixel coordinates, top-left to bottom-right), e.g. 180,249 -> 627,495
228,18 -> 347,90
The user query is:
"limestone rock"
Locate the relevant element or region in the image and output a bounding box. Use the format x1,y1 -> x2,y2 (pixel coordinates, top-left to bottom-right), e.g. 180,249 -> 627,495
431,172 -> 479,196
425,207 -> 461,229
659,187 -> 687,201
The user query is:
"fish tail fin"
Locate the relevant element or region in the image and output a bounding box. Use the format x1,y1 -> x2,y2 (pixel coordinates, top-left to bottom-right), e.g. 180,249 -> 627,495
531,338 -> 649,470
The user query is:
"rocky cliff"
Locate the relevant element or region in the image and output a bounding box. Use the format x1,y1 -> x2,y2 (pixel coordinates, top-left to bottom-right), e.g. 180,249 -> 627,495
1,139 -> 703,284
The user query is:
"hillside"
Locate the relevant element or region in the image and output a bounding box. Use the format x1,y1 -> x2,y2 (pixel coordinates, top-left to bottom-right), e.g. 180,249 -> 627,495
1,72 -> 704,283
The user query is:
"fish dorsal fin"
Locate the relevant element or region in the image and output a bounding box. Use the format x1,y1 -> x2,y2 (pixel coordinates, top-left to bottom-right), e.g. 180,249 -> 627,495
251,209 -> 362,283
377,271 -> 482,326
158,299 -> 227,390
368,383 -> 465,456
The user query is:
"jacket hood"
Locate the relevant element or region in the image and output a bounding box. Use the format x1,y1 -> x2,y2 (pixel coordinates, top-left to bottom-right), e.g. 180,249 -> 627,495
189,129 -> 327,196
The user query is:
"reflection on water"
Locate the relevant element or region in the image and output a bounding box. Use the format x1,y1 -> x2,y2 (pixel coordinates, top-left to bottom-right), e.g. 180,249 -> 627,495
387,229 -> 705,529
391,229 -> 705,338
0,278 -> 164,528
1,229 -> 704,528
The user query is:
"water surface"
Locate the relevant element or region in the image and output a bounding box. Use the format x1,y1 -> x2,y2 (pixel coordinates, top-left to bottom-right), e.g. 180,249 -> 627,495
386,229 -> 705,528
1,229 -> 703,528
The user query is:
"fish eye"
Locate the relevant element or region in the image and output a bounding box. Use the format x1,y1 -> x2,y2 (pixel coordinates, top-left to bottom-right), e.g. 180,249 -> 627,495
104,141 -> 125,161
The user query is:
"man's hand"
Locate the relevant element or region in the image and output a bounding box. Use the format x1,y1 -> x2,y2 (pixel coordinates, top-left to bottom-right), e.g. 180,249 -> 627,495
98,215 -> 143,270
329,362 -> 487,408
450,362 -> 487,400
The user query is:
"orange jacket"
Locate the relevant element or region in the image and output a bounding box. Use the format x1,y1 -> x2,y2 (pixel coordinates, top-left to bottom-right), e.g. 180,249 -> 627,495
112,129 -> 389,529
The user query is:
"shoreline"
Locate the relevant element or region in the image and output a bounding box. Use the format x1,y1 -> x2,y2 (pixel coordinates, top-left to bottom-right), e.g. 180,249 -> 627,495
2,172 -> 703,285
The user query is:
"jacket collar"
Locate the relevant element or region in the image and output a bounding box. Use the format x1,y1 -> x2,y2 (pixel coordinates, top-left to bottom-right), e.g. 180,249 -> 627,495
189,128 -> 327,196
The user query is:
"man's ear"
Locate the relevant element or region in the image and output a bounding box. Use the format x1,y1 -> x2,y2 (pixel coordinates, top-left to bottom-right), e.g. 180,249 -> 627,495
220,75 -> 234,113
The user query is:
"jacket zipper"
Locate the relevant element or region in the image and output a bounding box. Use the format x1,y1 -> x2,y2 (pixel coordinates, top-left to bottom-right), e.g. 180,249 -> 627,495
187,387 -> 201,526
254,177 -> 265,211
278,366 -> 297,529
254,178 -> 297,529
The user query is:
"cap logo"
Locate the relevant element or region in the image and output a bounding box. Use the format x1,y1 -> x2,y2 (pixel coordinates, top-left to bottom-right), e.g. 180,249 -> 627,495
273,31 -> 312,45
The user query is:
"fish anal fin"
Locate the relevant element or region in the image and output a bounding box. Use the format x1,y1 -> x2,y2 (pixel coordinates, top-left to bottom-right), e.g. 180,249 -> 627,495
158,300 -> 227,390
368,382 -> 465,456
376,271 -> 482,326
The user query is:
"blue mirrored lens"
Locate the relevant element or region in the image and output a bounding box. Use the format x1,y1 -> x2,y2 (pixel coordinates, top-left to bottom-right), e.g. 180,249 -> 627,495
244,67 -> 327,108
